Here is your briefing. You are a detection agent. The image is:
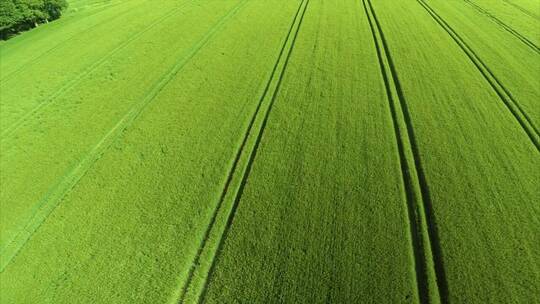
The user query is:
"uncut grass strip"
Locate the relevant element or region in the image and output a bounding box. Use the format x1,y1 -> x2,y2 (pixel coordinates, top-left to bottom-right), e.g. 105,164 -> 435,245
364,0 -> 448,303
0,0 -> 150,82
463,0 -> 539,53
197,1 -> 310,303
176,1 -> 307,302
416,0 -> 540,151
502,0 -> 540,21
0,0 -> 192,139
0,0 -> 248,272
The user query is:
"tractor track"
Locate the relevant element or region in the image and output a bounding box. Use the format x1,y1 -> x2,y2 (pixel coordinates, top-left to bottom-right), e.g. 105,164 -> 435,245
176,0 -> 310,302
463,0 -> 539,53
363,0 -> 449,303
417,0 -> 540,151
0,0 -> 247,272
502,0 -> 540,21
185,1 -> 311,303
0,0 -> 145,82
0,0 -> 194,139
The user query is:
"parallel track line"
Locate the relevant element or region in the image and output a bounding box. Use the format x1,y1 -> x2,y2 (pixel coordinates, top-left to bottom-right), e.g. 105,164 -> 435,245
417,0 -> 540,151
0,0 -> 193,139
0,0 -> 246,272
0,1 -> 125,61
363,0 -> 449,303
193,1 -> 310,303
0,0 -> 149,82
502,0 -> 540,21
463,0 -> 539,53
175,1 -> 308,302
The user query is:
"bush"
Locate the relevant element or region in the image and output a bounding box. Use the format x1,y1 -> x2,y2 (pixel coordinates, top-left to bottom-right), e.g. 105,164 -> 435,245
0,0 -> 68,40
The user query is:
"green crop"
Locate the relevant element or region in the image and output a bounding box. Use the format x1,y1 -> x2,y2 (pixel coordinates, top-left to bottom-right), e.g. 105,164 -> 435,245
1,0 -> 538,303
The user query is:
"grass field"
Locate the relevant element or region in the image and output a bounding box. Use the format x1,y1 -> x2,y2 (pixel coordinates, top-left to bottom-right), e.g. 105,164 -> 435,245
0,0 -> 539,303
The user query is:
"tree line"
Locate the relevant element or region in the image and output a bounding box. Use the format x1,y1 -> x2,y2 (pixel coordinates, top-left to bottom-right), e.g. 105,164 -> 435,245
1,0 -> 68,40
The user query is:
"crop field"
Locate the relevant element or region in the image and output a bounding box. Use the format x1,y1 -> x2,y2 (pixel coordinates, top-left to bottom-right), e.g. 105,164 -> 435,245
0,0 -> 539,303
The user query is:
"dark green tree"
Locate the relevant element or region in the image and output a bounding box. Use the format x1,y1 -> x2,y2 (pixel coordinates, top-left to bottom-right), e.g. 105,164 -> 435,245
0,0 -> 68,40
43,0 -> 68,20
0,0 -> 22,38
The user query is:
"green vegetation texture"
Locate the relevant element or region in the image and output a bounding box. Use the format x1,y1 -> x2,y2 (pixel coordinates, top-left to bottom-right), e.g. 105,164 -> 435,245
0,0 -> 539,303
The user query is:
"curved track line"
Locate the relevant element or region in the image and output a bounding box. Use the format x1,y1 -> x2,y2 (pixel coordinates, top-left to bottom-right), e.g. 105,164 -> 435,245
0,0 -> 246,273
194,2 -> 310,303
0,0 -> 192,139
417,0 -> 540,151
363,1 -> 447,303
176,1 -> 308,303
502,0 -> 540,21
0,0 -> 148,82
464,0 -> 539,53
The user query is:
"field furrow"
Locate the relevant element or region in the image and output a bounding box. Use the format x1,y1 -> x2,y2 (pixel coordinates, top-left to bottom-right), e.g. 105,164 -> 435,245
363,0 -> 445,302
0,0 -> 185,132
420,0 -> 540,141
0,0 -> 145,79
179,1 -> 310,302
1,0 -> 538,302
200,0 -> 418,302
416,1 -> 540,148
0,0 -> 310,302
0,0 -> 249,271
503,0 -> 540,20
368,0 -> 540,302
471,0 -> 540,46
0,0 -> 244,259
463,0 -> 539,53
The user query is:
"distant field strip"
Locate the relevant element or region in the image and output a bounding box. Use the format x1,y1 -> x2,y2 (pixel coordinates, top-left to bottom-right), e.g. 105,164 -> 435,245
503,0 -> 540,20
463,0 -> 539,53
68,0 -> 128,11
417,0 -> 540,150
0,0 -> 192,137
1,0 -> 214,257
0,0 -> 140,78
421,0 -> 540,134
363,0 -> 445,303
0,0 -> 149,82
0,0 -> 173,130
466,0 -> 540,48
0,0 -> 248,272
179,0 -> 310,302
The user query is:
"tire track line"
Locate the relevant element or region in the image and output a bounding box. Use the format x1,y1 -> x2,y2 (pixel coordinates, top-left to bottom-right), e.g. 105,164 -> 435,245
177,1 -> 310,303
362,0 -> 447,303
0,0 -> 192,139
0,0 -> 247,273
463,0 -> 539,53
0,0 -> 147,83
502,0 -> 540,21
416,0 -> 540,151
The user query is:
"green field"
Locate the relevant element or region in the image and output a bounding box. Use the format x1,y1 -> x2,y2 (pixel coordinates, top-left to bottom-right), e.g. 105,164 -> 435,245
0,0 -> 539,303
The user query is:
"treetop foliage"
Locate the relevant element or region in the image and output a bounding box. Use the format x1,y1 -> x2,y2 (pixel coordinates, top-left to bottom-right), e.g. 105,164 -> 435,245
1,0 -> 68,39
